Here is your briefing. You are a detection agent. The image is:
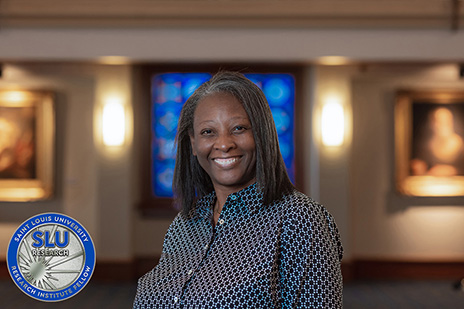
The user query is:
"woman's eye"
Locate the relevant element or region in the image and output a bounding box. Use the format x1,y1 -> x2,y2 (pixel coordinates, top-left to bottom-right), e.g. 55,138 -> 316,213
201,129 -> 213,135
233,126 -> 245,132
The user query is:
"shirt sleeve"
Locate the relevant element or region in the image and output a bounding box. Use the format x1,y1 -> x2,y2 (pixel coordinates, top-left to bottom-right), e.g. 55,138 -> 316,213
279,201 -> 343,308
133,214 -> 180,309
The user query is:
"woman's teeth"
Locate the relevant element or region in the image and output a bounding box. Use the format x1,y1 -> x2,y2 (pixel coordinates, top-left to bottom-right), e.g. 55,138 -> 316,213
214,158 -> 237,166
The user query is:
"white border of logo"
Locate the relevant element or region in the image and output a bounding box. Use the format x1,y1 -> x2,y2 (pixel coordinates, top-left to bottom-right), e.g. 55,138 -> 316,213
7,213 -> 96,302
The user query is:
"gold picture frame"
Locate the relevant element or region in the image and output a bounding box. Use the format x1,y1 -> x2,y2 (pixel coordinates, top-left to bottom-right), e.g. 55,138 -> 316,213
395,90 -> 464,197
0,90 -> 54,201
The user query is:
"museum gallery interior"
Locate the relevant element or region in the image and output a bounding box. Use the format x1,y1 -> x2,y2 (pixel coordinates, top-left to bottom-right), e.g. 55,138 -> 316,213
1,0 -> 464,307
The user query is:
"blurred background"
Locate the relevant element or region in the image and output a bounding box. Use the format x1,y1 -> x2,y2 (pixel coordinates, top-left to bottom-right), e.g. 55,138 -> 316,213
1,0 -> 464,307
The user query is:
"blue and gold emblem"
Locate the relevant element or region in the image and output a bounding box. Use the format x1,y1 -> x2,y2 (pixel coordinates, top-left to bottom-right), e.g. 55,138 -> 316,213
7,213 -> 96,302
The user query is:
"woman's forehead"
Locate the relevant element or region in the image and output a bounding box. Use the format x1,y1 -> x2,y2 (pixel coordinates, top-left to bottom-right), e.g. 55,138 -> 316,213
194,93 -> 248,120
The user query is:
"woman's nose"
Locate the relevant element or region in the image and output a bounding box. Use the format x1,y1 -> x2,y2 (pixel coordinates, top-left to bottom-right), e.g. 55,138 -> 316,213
214,134 -> 235,152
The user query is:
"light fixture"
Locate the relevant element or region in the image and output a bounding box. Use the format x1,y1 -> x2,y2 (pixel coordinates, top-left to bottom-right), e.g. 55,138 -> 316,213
321,97 -> 345,146
3,91 -> 28,103
97,56 -> 131,65
317,56 -> 351,66
102,97 -> 125,146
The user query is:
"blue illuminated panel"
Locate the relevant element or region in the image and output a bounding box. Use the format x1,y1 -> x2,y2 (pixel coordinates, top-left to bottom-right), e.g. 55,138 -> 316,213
152,73 -> 295,197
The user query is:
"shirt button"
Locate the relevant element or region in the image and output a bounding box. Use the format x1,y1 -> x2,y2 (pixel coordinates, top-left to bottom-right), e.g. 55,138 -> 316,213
218,219 -> 225,225
204,244 -> 209,250
174,296 -> 178,303
187,269 -> 193,275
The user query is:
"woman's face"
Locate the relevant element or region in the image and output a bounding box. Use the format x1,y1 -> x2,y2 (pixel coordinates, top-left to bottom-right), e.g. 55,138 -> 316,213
190,92 -> 257,193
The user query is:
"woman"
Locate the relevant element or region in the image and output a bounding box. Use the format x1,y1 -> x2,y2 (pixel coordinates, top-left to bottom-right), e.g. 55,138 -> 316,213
134,71 -> 343,308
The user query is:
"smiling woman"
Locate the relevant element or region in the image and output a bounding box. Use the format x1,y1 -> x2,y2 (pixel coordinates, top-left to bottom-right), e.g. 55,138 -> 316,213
134,72 -> 343,308
190,92 -> 257,223
149,71 -> 296,199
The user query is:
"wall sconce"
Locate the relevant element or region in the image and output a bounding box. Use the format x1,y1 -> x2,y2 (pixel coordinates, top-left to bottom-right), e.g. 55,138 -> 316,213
102,98 -> 125,146
321,97 -> 345,146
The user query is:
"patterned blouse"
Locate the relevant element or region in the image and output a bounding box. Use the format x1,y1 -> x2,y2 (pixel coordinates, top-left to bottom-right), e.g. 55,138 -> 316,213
133,183 -> 343,308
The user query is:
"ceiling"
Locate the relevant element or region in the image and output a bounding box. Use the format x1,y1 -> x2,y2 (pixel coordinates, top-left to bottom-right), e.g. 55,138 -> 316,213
0,0 -> 462,30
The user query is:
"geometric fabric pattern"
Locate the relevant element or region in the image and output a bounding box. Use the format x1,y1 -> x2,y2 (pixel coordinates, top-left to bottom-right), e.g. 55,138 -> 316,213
134,183 -> 343,308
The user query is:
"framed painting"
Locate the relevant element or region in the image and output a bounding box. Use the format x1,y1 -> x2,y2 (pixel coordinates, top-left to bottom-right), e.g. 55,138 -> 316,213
0,90 -> 54,201
137,64 -> 304,216
395,90 -> 464,196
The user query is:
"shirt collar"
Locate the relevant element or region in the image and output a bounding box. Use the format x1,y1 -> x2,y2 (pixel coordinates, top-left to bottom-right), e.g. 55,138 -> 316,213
194,182 -> 263,218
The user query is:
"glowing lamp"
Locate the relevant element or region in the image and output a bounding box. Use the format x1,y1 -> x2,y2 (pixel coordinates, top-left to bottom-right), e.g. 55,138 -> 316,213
102,98 -> 125,146
321,99 -> 344,146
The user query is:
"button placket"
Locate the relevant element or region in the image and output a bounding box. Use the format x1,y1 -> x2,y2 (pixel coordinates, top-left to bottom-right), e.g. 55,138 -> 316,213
216,194 -> 238,227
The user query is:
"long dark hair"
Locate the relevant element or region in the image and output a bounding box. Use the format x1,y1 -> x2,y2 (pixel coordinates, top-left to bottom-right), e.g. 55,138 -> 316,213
173,71 -> 294,215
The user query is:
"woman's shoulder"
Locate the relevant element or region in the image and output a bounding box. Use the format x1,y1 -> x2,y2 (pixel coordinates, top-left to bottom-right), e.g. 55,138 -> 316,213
276,190 -> 325,216
276,189 -> 343,260
273,190 -> 338,228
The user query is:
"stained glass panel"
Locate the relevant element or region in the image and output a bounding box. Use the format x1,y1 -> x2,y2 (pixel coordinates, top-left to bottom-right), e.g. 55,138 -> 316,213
152,73 -> 295,197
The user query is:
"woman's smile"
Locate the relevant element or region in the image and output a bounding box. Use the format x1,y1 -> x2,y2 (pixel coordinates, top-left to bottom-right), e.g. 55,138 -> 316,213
213,156 -> 240,168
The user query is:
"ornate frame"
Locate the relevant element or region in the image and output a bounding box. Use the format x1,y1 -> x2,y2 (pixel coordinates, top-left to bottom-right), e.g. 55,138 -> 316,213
136,64 -> 304,216
0,90 -> 55,201
395,90 -> 464,197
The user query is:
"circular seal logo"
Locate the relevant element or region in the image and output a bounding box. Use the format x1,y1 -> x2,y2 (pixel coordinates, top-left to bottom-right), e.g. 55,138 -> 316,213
7,213 -> 96,302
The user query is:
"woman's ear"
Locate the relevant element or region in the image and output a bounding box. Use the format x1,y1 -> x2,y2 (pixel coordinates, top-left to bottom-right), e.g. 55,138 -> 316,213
190,134 -> 197,156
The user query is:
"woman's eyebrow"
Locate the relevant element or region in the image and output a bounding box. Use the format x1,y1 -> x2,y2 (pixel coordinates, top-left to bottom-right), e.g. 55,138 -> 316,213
196,120 -> 216,126
228,116 -> 249,121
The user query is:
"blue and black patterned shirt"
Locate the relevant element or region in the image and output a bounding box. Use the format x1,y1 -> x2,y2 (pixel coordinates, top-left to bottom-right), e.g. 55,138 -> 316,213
134,183 -> 343,308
